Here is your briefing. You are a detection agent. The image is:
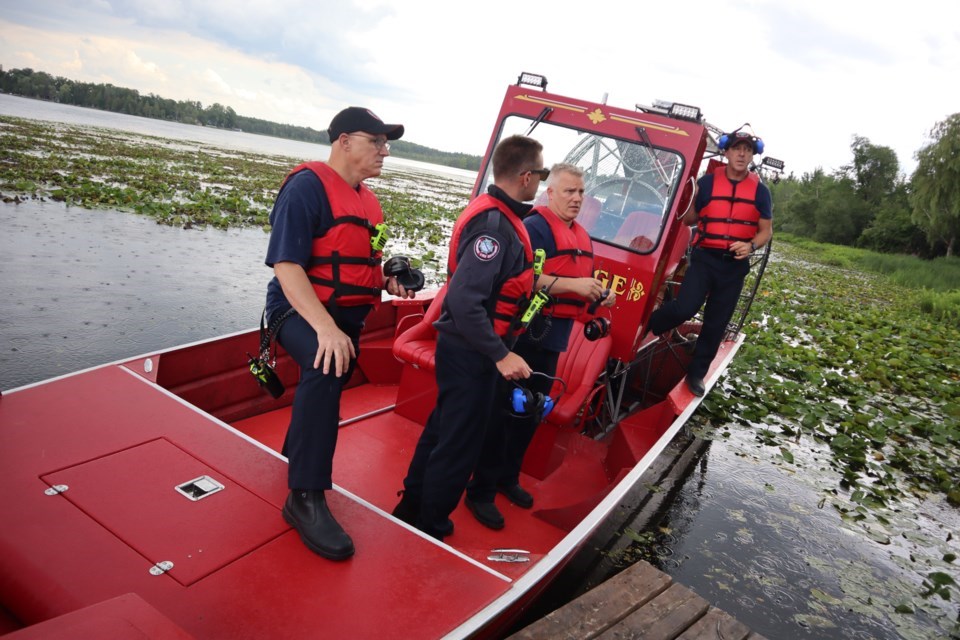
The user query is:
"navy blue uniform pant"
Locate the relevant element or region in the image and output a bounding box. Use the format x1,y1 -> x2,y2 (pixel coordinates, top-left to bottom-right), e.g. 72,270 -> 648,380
277,311 -> 362,491
401,334 -> 502,539
469,340 -> 560,496
648,248 -> 750,380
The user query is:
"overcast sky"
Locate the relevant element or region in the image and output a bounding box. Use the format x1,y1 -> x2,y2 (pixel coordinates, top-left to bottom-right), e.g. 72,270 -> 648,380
1,0 -> 957,178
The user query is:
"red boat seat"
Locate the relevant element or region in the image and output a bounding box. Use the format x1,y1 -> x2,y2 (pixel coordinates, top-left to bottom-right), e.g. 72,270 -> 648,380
614,208 -> 662,251
546,320 -> 612,428
392,285 -> 447,372
575,195 -> 602,233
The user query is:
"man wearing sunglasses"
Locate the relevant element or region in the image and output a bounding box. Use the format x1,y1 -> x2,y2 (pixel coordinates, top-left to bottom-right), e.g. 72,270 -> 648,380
264,106 -> 413,560
647,129 -> 773,397
394,135 -> 545,538
472,162 -> 615,514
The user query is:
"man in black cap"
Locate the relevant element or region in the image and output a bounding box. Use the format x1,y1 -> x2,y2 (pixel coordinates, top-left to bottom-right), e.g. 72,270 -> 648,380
264,106 -> 412,559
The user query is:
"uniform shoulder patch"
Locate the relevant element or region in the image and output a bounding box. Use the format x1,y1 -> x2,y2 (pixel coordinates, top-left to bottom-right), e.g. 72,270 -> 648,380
474,235 -> 500,261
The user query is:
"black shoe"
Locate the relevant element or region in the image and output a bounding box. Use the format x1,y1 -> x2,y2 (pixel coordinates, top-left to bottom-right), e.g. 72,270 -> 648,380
465,497 -> 504,530
391,491 -> 420,527
497,483 -> 533,509
438,519 -> 454,537
685,375 -> 705,397
283,490 -> 355,560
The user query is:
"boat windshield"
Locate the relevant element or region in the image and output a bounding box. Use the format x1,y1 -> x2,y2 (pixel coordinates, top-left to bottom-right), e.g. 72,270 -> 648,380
477,115 -> 686,253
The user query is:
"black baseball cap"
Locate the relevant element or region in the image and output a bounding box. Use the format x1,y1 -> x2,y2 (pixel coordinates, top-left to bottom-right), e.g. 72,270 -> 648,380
328,107 -> 404,141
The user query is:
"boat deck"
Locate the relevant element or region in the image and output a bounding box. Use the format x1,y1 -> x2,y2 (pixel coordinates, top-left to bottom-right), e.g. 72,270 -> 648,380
1,324 -> 743,638
232,382 -> 577,571
0,365 -> 515,638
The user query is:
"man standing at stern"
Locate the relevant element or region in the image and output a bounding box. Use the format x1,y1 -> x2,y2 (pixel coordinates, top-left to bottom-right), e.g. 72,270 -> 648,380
393,135 -> 545,539
647,130 -> 773,397
264,107 -> 412,560
470,162 -> 613,516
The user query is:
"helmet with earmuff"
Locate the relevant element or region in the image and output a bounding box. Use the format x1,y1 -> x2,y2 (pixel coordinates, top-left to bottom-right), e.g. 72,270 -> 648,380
718,130 -> 764,155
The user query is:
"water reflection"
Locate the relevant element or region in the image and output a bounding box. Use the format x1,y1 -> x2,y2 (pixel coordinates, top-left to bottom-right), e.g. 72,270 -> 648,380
0,200 -> 268,390
608,429 -> 958,640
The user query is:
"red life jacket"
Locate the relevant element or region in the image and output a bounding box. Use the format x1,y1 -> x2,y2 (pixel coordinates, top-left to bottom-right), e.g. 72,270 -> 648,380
286,162 -> 383,306
448,193 -> 535,337
695,167 -> 761,250
532,206 -> 595,320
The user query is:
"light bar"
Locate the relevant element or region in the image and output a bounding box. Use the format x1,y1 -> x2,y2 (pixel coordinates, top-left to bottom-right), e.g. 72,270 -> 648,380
762,157 -> 785,170
517,72 -> 548,90
668,102 -> 702,122
638,99 -> 702,122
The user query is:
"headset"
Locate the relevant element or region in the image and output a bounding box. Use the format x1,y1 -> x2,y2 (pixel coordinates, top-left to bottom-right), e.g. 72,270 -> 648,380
583,289 -> 612,342
717,124 -> 764,155
383,255 -> 425,292
509,372 -> 567,420
584,316 -> 610,341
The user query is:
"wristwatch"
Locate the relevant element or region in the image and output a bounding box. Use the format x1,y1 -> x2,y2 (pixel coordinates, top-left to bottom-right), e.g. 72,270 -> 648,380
750,241 -> 757,251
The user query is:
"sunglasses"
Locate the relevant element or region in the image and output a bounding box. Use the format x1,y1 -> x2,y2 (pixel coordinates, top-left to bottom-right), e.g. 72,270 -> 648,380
523,168 -> 550,180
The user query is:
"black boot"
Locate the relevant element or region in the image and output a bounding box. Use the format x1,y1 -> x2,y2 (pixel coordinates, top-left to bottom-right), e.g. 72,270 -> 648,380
391,490 -> 420,527
497,483 -> 534,509
283,490 -> 355,560
685,375 -> 705,397
465,497 -> 505,530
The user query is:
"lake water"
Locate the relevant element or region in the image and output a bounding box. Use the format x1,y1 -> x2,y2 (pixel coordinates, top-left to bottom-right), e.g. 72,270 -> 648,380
2,96 -> 957,639
0,93 -> 473,391
0,199 -> 269,390
0,93 -> 477,181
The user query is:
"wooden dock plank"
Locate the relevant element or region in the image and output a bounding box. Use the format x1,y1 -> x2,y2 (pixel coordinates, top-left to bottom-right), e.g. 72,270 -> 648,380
676,607 -> 752,640
597,582 -> 709,639
508,560 -> 672,640
508,559 -> 764,640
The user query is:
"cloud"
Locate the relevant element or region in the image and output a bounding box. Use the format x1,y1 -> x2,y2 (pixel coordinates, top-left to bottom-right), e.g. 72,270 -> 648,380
1,0 -> 958,177
756,5 -> 896,69
72,0 -> 398,92
201,68 -> 232,97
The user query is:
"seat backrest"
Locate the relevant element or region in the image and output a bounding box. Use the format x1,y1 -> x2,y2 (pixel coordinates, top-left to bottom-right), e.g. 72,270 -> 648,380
546,320 -> 612,427
392,285 -> 447,371
613,208 -> 662,249
577,195 -> 602,233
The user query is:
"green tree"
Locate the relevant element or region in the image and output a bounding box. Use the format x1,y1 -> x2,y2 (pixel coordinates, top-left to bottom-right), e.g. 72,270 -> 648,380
848,136 -> 901,205
911,113 -> 960,256
813,175 -> 868,246
858,184 -> 928,255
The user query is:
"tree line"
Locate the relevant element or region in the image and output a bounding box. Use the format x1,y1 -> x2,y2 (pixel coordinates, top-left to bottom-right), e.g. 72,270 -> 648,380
0,66 -> 481,171
768,116 -> 960,258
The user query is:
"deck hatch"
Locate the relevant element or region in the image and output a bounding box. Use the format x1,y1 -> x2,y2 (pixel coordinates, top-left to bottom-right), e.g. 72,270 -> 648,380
41,437 -> 288,586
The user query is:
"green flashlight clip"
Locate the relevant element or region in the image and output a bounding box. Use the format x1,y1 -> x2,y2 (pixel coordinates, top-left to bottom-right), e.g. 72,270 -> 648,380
370,223 -> 388,251
521,289 -> 550,326
533,248 -> 545,276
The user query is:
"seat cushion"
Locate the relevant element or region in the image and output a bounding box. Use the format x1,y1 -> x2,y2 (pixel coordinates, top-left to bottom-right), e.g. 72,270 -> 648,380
392,286 -> 447,372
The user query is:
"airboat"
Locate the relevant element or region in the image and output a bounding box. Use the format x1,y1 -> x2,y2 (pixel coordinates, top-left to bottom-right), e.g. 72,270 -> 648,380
0,72 -> 783,638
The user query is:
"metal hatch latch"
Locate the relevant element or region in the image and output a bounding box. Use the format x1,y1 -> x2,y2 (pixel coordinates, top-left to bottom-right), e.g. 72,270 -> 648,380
487,548 -> 531,563
175,475 -> 225,501
149,560 -> 174,576
44,484 -> 69,495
